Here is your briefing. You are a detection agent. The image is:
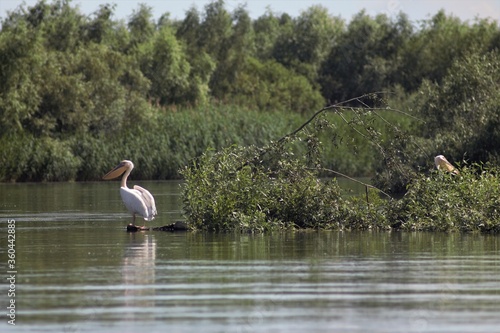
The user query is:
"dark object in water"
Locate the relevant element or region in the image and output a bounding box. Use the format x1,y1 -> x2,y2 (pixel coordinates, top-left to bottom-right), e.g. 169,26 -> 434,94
126,221 -> 188,232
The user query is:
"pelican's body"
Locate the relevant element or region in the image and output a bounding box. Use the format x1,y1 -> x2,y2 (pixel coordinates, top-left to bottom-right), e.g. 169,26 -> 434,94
434,155 -> 459,174
103,160 -> 157,225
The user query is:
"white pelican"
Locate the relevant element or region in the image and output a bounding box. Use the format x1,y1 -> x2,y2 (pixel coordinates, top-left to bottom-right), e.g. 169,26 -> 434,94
434,155 -> 459,174
103,160 -> 157,225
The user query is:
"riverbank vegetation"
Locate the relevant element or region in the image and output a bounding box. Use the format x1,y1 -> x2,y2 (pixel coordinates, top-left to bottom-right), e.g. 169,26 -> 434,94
1,1 -> 500,231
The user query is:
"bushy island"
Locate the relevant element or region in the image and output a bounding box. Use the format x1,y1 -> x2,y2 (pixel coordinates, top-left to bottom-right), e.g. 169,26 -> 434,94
182,129 -> 500,233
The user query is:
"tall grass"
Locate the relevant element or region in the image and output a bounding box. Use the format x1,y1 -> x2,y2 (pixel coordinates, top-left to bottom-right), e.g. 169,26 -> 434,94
0,103 -> 410,182
0,105 -> 298,181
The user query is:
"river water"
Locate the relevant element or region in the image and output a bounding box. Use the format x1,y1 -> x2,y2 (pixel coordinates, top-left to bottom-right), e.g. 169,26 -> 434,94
0,181 -> 500,332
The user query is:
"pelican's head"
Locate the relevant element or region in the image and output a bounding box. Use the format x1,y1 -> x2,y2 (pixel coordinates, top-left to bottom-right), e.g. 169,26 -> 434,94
434,155 -> 447,169
434,155 -> 458,174
102,160 -> 134,180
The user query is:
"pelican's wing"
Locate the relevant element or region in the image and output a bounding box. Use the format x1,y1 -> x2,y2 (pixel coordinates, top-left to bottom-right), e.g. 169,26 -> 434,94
133,185 -> 157,220
120,187 -> 149,219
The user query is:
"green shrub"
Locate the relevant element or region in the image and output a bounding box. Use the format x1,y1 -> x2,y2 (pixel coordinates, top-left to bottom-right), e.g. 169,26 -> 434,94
181,144 -> 339,231
388,164 -> 500,232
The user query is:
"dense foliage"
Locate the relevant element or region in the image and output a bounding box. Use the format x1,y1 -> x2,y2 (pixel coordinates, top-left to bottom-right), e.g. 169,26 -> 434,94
390,164 -> 500,232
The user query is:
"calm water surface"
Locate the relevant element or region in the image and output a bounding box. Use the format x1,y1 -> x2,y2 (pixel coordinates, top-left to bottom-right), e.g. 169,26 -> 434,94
0,181 -> 500,333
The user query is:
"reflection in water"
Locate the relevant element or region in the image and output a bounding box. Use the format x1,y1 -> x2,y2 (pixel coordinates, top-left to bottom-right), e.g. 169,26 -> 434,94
122,233 -> 157,321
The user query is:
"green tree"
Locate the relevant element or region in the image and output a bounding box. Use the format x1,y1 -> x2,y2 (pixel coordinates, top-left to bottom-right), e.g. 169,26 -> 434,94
319,12 -> 412,103
253,9 -> 281,60
402,11 -> 469,91
0,19 -> 44,134
176,6 -> 201,47
196,0 -> 234,100
210,5 -> 255,100
128,4 -> 155,47
399,11 -> 497,91
141,26 -> 192,105
198,0 -> 232,60
10,0 -> 86,51
176,6 -> 215,105
228,57 -> 325,113
84,4 -> 116,44
271,6 -> 344,87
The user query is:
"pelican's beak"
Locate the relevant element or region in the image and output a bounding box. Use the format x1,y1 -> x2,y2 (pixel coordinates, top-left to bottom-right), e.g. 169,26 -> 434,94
438,159 -> 459,174
102,162 -> 127,180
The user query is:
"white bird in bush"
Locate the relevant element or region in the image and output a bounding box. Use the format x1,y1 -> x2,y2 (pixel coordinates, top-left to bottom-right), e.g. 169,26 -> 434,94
434,155 -> 459,174
103,160 -> 157,226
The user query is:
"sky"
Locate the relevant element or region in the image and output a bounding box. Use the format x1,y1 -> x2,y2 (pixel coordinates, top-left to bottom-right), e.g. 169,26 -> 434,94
1,0 -> 499,24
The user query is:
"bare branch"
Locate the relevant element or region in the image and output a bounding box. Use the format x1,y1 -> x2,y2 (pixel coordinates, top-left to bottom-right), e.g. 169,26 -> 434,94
317,167 -> 393,200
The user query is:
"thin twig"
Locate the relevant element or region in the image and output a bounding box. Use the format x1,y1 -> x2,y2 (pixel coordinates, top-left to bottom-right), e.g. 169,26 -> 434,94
276,92 -> 395,144
318,167 -> 393,200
